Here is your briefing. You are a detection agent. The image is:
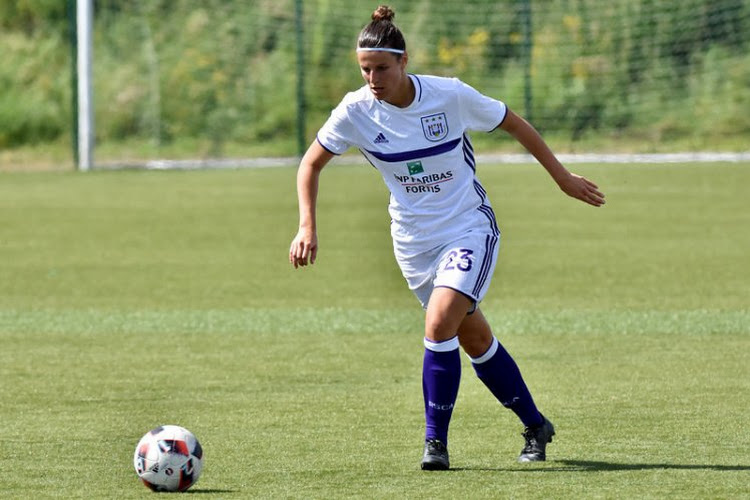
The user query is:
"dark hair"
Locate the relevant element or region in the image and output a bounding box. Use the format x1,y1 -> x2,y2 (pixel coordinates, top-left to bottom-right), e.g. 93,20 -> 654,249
357,5 -> 406,54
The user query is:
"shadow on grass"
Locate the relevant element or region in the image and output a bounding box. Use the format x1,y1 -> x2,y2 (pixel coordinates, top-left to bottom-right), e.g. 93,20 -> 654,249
453,460 -> 750,472
185,489 -> 238,494
556,460 -> 750,472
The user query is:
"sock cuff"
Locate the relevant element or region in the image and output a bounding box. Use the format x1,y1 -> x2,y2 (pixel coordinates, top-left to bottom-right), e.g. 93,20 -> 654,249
424,335 -> 460,352
469,336 -> 499,364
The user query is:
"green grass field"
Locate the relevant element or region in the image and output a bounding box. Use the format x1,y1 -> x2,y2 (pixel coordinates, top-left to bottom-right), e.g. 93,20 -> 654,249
1,162 -> 748,498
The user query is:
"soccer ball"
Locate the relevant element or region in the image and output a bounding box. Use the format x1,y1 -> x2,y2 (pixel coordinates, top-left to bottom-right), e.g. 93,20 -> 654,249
133,425 -> 203,492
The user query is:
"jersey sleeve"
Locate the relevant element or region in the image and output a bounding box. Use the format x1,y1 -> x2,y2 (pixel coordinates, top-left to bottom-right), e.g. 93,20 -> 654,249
456,79 -> 508,132
316,100 -> 356,155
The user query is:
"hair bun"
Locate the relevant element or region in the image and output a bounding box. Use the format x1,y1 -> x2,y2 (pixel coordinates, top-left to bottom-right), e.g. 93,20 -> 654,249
372,5 -> 395,22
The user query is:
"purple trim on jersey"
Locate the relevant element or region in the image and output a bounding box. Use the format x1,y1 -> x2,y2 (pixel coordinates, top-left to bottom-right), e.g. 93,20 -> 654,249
473,234 -> 498,297
463,150 -> 475,171
316,135 -> 340,156
473,179 -> 486,200
464,134 -> 475,160
358,149 -> 379,169
410,74 -> 423,102
473,180 -> 488,200
364,137 -> 461,163
490,106 -> 510,131
478,203 -> 500,235
463,135 -> 476,172
497,106 -> 509,127
469,142 -> 500,237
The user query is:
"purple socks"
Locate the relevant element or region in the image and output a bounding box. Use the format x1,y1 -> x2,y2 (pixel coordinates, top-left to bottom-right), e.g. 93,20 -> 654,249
422,336 -> 461,444
470,336 -> 543,427
422,335 -> 543,445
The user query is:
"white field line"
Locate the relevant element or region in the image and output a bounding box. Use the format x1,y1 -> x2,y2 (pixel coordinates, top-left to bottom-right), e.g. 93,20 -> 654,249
98,151 -> 750,170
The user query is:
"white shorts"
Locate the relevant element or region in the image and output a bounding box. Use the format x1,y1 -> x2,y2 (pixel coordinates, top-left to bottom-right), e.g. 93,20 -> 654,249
394,231 -> 500,310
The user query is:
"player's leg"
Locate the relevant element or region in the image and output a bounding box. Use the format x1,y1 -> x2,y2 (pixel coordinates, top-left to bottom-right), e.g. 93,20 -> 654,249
459,308 -> 542,426
458,308 -> 555,462
419,233 -> 498,469
394,245 -> 462,469
420,286 -> 470,470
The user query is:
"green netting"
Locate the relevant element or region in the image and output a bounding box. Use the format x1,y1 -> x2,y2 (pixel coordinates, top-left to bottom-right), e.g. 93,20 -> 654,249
2,0 -> 750,163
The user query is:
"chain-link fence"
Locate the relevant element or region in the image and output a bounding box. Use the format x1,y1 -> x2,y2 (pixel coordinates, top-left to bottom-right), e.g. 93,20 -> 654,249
2,0 -> 750,167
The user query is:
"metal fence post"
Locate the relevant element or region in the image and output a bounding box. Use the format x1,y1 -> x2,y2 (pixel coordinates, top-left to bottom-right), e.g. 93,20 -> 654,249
67,0 -> 79,168
521,0 -> 533,122
295,0 -> 307,157
76,0 -> 94,171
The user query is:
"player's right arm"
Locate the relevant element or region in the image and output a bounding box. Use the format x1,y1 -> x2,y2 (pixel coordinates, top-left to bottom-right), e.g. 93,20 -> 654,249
289,141 -> 335,269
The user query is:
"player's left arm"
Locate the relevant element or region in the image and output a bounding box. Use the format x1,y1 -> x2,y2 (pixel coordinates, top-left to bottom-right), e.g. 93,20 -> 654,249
499,109 -> 605,207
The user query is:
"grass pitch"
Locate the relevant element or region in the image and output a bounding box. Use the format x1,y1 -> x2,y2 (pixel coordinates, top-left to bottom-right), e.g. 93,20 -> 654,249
0,162 -> 748,498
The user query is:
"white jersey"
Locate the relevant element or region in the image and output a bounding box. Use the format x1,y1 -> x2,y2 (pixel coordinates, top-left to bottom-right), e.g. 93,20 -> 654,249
316,74 -> 507,254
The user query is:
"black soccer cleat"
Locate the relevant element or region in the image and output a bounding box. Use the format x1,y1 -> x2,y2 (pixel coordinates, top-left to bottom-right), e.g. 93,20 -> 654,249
421,438 -> 450,470
518,415 -> 555,462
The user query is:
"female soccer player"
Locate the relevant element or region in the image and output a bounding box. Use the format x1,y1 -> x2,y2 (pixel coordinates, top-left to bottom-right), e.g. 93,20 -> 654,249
289,5 -> 605,470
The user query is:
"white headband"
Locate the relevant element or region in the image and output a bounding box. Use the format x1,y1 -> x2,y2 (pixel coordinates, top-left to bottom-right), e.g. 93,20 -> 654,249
356,47 -> 405,54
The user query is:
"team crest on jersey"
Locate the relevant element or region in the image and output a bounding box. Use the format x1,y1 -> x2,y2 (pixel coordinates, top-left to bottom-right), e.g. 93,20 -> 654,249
421,113 -> 449,142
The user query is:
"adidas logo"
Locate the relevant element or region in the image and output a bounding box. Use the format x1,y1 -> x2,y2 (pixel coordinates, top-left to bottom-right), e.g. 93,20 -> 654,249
374,132 -> 389,144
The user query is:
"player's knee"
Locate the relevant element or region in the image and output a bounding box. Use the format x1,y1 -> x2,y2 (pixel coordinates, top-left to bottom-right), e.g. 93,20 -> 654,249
458,329 -> 493,358
424,314 -> 455,342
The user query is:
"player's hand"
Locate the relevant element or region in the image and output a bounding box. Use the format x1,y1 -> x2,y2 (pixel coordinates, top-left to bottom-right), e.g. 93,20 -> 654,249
558,173 -> 605,207
289,228 -> 318,269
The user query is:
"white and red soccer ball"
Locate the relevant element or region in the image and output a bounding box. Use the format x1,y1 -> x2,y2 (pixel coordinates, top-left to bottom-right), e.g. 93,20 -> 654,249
133,425 -> 203,492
